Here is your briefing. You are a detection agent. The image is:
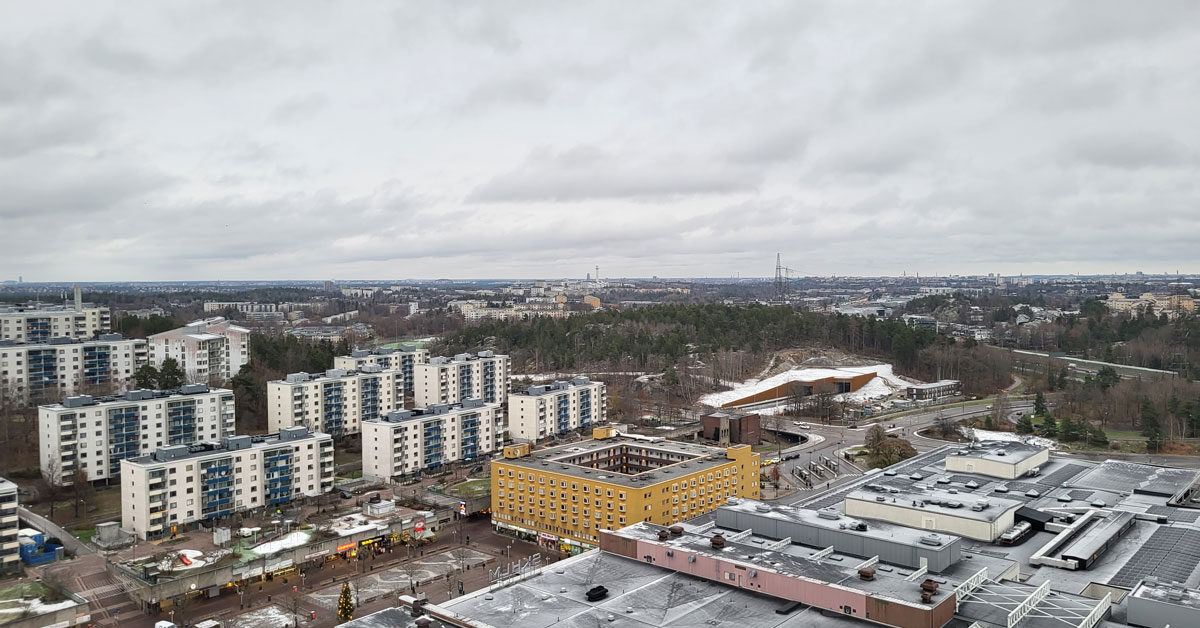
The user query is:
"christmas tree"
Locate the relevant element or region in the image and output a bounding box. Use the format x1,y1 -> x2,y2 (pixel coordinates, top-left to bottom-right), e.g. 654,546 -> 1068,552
337,582 -> 354,622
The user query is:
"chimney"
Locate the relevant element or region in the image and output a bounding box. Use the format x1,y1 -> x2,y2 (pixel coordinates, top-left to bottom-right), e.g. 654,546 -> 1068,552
74,284 -> 82,311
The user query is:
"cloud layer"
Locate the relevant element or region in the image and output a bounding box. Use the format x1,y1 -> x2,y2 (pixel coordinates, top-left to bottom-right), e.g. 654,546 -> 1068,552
1,1 -> 1198,280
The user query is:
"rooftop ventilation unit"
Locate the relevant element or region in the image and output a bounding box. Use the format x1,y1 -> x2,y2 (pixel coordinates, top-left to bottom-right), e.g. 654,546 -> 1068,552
817,509 -> 841,520
586,586 -> 609,602
919,534 -> 943,546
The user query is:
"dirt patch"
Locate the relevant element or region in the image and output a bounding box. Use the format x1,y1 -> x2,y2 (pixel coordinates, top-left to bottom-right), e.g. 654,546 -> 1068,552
764,348 -> 885,379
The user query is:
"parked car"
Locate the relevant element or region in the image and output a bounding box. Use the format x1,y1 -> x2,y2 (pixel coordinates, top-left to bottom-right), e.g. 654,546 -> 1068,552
339,490 -> 353,499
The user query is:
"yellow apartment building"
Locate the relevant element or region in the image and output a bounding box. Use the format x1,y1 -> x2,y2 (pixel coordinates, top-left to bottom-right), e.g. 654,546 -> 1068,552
491,427 -> 759,554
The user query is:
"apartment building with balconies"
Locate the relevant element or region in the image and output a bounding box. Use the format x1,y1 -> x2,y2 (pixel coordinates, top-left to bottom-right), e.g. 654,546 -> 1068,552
0,297 -> 110,343
0,334 -> 147,400
120,426 -> 334,540
38,385 -> 236,486
508,377 -> 606,442
333,345 -> 429,394
0,478 -> 18,574
267,366 -> 404,437
148,317 -> 250,384
413,351 -> 509,408
361,399 -> 502,482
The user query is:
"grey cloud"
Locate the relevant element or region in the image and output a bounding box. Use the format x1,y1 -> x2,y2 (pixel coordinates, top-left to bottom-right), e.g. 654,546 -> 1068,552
1064,133 -> 1196,169
467,145 -> 763,203
271,92 -> 329,122
2,1 -> 1199,279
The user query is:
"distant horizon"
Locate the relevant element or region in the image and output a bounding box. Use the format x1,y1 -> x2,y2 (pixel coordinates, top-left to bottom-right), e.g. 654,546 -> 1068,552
2,271 -> 1198,287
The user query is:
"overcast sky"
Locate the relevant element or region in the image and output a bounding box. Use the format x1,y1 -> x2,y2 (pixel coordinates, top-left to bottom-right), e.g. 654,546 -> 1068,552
2,1 -> 1198,281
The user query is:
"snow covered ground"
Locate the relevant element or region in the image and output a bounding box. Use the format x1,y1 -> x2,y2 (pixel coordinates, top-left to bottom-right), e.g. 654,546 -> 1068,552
967,428 -> 1058,450
229,604 -> 306,628
158,549 -> 208,571
699,364 -> 909,408
249,530 -> 312,556
327,513 -> 390,537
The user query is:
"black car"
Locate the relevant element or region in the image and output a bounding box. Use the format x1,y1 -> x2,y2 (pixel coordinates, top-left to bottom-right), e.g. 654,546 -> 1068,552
340,490 -> 353,499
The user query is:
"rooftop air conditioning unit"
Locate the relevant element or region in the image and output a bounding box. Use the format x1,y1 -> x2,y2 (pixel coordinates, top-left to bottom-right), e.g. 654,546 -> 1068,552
919,534 -> 943,546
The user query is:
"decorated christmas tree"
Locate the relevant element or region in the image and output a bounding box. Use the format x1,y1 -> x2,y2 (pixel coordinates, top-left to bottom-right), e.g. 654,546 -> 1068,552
337,582 -> 354,622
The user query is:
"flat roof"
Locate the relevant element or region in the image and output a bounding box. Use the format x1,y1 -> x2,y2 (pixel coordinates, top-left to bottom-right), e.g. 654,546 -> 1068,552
498,437 -> 740,488
611,522 -> 954,605
0,478 -> 17,493
718,498 -> 964,550
946,440 -> 1048,465
845,486 -> 1024,523
124,428 -> 329,467
1131,578 -> 1200,610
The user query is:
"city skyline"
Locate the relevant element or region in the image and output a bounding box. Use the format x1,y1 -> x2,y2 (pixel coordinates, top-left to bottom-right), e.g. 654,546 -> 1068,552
3,1 -> 1199,281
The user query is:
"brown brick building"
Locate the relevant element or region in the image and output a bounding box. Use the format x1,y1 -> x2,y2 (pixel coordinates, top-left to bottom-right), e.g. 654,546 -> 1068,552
701,410 -> 762,445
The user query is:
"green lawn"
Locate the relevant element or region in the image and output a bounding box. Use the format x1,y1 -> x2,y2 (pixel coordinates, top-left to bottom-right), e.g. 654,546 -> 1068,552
445,478 -> 491,498
334,451 -> 361,465
72,528 -> 96,543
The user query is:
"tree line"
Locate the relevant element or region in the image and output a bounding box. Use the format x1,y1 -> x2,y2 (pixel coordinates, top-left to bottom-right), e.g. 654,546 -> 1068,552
435,304 -> 1012,396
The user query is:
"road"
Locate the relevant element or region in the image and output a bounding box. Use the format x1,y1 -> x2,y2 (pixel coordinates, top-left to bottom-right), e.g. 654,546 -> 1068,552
18,505 -> 95,556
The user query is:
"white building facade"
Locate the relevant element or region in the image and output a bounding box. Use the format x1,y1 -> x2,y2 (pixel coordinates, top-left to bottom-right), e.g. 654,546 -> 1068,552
413,352 -> 509,408
148,317 -> 250,384
361,399 -> 501,481
0,334 -> 147,400
0,478 -> 17,574
38,385 -> 236,486
267,366 -> 404,437
0,302 -> 111,343
508,377 -> 607,442
120,427 -> 334,540
333,346 -> 429,394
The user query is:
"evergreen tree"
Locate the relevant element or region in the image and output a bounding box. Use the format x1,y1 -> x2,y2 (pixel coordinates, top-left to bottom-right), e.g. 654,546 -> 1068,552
1058,418 -> 1080,442
1141,398 -> 1164,453
1088,426 -> 1109,447
1016,415 -> 1035,434
1045,370 -> 1057,392
1033,392 -> 1047,417
1057,367 -> 1069,389
1041,413 -> 1058,437
158,358 -> 185,389
134,364 -> 160,389
337,582 -> 354,622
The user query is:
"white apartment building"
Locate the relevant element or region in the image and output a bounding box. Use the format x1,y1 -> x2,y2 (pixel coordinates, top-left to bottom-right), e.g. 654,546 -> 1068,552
413,351 -> 509,408
0,297 -> 111,343
148,317 -> 250,384
333,345 -> 429,394
267,366 -> 404,437
39,385 -> 236,486
0,334 -> 147,400
0,478 -> 17,574
120,426 -> 334,540
202,301 -> 278,313
508,377 -> 607,442
361,399 -> 501,482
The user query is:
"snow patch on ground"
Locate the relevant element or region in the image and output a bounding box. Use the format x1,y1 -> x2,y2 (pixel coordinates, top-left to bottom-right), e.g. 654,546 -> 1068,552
249,530 -> 312,556
328,513 -> 389,537
967,428 -> 1058,450
159,548 -> 208,571
0,598 -> 80,617
699,364 -> 908,408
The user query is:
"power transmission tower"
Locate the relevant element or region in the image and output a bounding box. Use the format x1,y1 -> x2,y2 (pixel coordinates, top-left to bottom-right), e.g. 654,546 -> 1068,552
774,253 -> 796,305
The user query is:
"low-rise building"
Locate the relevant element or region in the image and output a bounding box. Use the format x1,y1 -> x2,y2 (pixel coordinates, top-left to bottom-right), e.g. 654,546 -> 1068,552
0,478 -> 18,574
491,428 -> 759,553
413,351 -> 509,408
120,426 -> 334,540
943,441 -> 1049,480
267,366 -> 404,437
148,317 -> 250,383
844,486 -> 1024,542
333,345 -> 429,394
361,399 -> 502,481
39,385 -> 236,486
904,380 -> 962,401
508,377 -> 606,442
700,410 -> 761,445
202,301 -> 277,313
0,334 -> 147,400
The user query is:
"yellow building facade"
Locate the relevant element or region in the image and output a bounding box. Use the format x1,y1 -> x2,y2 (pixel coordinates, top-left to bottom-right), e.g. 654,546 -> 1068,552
491,429 -> 759,554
